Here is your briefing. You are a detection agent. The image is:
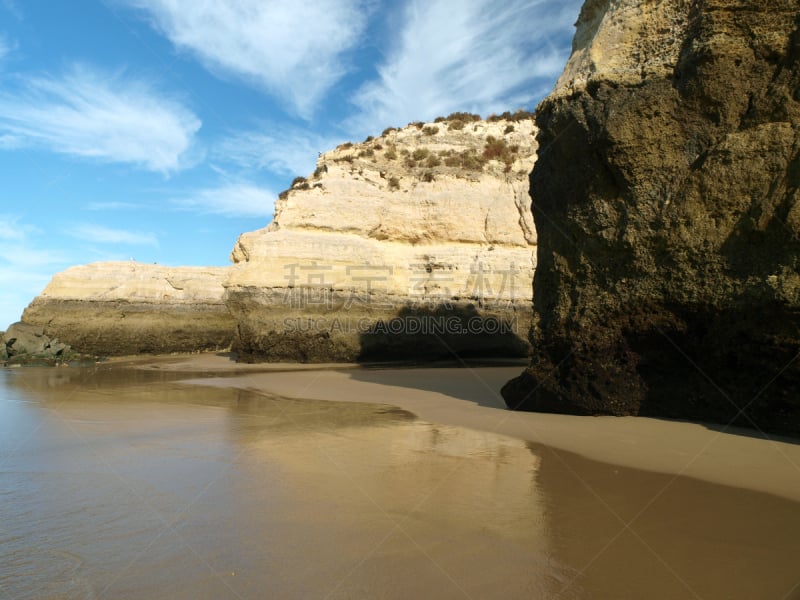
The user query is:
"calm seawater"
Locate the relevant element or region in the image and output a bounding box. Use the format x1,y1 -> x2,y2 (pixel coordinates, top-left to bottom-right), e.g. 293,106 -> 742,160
1,366 -> 799,599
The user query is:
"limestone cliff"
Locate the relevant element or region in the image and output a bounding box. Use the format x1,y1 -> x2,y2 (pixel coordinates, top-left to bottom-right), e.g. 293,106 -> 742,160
23,262 -> 234,355
502,0 -> 800,434
226,115 -> 538,361
23,115 -> 538,361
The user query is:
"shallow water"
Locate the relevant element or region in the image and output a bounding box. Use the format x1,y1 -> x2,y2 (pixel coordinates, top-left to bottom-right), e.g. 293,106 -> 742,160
2,366 -> 799,599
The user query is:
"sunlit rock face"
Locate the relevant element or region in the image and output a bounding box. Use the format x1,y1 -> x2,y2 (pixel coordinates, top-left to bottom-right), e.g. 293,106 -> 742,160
225,116 -> 538,362
503,0 -> 800,435
23,262 -> 234,355
24,115 -> 540,361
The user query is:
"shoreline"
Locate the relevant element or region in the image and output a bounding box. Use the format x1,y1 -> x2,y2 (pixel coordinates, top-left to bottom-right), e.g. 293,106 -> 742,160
164,353 -> 800,503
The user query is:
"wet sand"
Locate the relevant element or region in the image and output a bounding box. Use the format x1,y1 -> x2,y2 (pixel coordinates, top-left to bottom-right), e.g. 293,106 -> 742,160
3,356 -> 800,599
176,354 -> 800,502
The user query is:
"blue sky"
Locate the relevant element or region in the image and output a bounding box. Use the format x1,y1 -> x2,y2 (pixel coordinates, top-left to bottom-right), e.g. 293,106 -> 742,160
0,0 -> 582,329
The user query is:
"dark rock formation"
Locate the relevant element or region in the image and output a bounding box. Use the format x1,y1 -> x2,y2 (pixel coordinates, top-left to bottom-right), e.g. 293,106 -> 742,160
4,322 -> 66,355
2,322 -> 79,365
503,0 -> 800,435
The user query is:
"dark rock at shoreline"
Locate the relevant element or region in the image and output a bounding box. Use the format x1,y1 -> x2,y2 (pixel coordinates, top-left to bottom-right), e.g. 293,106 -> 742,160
4,322 -> 65,355
503,0 -> 800,435
1,321 -> 85,366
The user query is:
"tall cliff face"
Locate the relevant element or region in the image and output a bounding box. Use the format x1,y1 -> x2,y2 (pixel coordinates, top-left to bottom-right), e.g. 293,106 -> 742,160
23,115 -> 538,361
226,116 -> 537,361
23,263 -> 234,355
503,0 -> 800,434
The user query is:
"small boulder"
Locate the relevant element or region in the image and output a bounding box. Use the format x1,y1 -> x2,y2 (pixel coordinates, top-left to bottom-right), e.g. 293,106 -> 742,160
5,322 -> 48,356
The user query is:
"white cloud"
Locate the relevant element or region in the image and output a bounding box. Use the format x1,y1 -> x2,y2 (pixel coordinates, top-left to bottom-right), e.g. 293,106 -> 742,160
351,0 -> 580,133
0,134 -> 21,148
68,223 -> 159,247
174,183 -> 275,218
120,0 -> 370,118
0,65 -> 201,172
215,126 -> 341,177
0,214 -> 39,241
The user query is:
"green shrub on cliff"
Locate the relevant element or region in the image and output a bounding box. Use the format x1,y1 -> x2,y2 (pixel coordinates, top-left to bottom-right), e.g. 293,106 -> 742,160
412,148 -> 430,161
487,109 -> 534,122
446,111 -> 481,122
291,176 -> 310,189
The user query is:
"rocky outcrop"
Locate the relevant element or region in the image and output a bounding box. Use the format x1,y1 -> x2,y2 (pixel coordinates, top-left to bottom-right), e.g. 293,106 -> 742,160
3,321 -> 67,356
1,322 -> 68,364
22,115 -> 538,362
226,115 -> 537,361
23,262 -> 234,356
503,0 -> 800,434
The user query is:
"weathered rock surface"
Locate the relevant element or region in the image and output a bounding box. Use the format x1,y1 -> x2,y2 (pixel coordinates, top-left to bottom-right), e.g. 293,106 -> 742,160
226,116 -> 538,361
23,116 -> 537,362
503,0 -> 800,434
4,322 -> 61,355
0,323 -> 65,360
23,262 -> 234,356
0,322 -> 87,365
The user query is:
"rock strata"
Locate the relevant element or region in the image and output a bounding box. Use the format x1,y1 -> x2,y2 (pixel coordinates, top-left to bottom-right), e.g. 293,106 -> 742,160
225,115 -> 538,361
502,0 -> 800,434
22,115 -> 539,362
23,262 -> 234,356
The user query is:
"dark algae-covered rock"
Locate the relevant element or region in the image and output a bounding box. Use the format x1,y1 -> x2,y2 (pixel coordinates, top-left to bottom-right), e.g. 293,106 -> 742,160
503,0 -> 800,435
0,322 -> 92,366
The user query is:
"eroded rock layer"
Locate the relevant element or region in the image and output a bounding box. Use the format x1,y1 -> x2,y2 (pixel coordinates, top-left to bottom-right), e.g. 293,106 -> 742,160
23,116 -> 538,361
23,262 -> 234,355
502,0 -> 800,434
226,116 -> 538,361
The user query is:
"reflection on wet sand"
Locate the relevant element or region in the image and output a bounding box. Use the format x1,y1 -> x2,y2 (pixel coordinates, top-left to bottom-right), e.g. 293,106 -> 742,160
529,441 -> 800,598
2,365 -> 800,599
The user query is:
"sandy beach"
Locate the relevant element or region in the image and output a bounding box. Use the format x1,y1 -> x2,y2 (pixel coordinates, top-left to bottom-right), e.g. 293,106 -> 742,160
5,352 -> 800,599
128,352 -> 800,503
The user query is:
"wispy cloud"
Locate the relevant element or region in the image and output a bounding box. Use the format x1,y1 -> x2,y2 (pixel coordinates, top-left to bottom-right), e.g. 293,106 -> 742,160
351,0 -> 580,133
173,183 -> 275,218
120,0 -> 370,118
215,126 -> 340,177
0,134 -> 21,148
0,216 -> 71,328
0,64 -> 201,172
68,223 -> 159,247
85,201 -> 141,211
0,214 -> 40,241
